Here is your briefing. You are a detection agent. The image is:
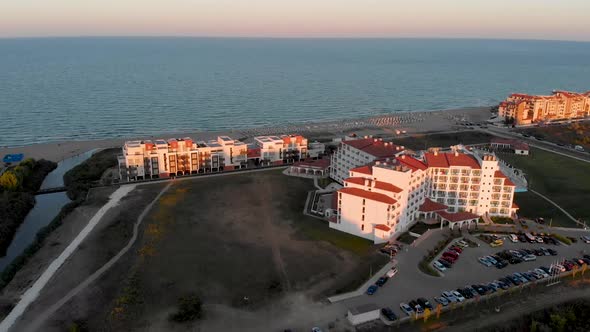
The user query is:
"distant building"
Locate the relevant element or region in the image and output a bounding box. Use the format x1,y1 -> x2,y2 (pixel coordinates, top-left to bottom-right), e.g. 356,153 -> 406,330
332,145 -> 518,243
254,135 -> 309,165
490,138 -> 530,155
330,136 -> 405,184
498,90 -> 590,125
118,136 -> 248,180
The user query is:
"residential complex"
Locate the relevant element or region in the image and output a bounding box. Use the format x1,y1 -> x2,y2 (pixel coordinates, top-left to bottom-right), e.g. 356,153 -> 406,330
498,90 -> 590,125
330,136 -> 405,184
331,145 -> 518,243
118,134 -> 320,180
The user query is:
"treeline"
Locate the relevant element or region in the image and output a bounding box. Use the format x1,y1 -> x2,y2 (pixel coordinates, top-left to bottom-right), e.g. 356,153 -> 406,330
0,149 -> 118,290
0,159 -> 57,255
64,148 -> 118,200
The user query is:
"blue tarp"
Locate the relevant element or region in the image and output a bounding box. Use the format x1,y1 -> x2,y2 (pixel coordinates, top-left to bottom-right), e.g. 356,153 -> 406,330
2,153 -> 24,163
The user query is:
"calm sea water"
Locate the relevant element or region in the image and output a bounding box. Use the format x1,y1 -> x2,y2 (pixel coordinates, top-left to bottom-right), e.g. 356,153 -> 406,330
1,38 -> 589,147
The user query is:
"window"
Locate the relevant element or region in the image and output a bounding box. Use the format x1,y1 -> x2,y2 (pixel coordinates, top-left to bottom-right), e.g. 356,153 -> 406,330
362,215 -> 365,221
362,207 -> 365,213
362,199 -> 366,205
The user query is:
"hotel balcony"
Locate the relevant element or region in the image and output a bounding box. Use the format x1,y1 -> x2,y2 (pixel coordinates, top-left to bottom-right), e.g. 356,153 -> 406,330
450,177 -> 459,183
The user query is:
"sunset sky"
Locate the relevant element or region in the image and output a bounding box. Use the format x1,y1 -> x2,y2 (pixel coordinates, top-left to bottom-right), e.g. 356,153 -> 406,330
1,0 -> 589,41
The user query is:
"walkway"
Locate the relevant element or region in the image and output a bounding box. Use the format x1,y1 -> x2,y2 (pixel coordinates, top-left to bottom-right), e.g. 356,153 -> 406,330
0,185 -> 138,332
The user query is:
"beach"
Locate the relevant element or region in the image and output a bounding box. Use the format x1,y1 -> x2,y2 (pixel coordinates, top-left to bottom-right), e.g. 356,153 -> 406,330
0,107 -> 491,163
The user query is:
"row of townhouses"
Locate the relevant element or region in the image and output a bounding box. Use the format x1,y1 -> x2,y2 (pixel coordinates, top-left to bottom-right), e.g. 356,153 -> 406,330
328,137 -> 519,243
498,90 -> 590,125
118,134 -> 324,181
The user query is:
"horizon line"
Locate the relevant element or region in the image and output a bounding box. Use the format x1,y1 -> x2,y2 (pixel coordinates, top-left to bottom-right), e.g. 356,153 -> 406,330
1,35 -> 589,43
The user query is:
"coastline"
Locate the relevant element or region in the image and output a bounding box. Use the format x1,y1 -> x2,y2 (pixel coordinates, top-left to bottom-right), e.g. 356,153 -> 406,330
0,106 -> 491,163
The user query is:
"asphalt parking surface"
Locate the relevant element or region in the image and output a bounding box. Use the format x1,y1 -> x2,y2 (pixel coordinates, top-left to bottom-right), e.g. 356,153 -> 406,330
342,228 -> 590,319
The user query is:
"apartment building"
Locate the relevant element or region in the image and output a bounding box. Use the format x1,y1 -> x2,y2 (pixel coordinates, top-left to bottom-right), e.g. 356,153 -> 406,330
330,137 -> 405,184
119,136 -> 247,180
254,135 -> 308,165
499,90 -> 590,125
332,147 -> 518,243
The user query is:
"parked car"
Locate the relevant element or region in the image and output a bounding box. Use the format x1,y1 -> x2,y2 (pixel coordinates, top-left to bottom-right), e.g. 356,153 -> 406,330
485,256 -> 498,265
536,236 -> 544,243
534,268 -> 550,278
366,285 -> 378,295
444,251 -> 459,259
438,258 -> 452,268
400,303 -> 414,316
442,255 -> 457,263
509,234 -> 519,242
523,254 -> 537,262
433,261 -> 447,272
547,248 -> 558,256
386,267 -> 398,278
451,290 -> 465,302
381,308 -> 398,321
456,240 -> 469,248
434,296 -> 449,306
479,257 -> 493,267
495,260 -> 508,269
490,240 -> 503,247
580,236 -> 590,244
417,298 -> 434,310
518,234 -> 527,242
376,277 -> 388,287
442,291 -> 458,303
450,246 -> 463,253
472,284 -> 487,295
509,257 -> 523,264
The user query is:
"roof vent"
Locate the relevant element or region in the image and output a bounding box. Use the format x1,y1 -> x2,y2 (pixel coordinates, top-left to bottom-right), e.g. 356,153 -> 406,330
455,151 -> 459,157
434,150 -> 438,156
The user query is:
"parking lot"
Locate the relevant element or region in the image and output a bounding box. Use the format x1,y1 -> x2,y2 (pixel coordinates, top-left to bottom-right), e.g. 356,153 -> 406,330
341,227 -> 590,321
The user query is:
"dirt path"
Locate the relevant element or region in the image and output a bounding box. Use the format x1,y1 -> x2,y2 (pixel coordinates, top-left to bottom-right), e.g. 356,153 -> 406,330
257,178 -> 291,291
15,182 -> 171,332
0,185 -> 137,332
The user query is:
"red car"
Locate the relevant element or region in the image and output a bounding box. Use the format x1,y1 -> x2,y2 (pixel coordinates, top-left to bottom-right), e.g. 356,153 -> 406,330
444,251 -> 459,259
450,246 -> 463,253
442,254 -> 457,263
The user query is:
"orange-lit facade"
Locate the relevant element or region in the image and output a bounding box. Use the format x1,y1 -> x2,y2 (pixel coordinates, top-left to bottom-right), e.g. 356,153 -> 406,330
499,90 -> 590,125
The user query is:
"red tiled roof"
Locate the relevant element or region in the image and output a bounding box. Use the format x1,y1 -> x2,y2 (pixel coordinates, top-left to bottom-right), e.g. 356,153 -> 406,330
396,155 -> 428,171
374,224 -> 391,232
419,198 -> 448,212
350,165 -> 373,175
338,187 -> 397,205
247,148 -> 261,159
342,138 -> 404,158
436,211 -> 480,222
292,158 -> 330,170
344,177 -> 403,193
424,152 -> 481,169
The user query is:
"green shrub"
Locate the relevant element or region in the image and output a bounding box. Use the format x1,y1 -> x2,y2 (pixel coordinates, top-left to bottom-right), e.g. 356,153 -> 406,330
169,294 -> 203,322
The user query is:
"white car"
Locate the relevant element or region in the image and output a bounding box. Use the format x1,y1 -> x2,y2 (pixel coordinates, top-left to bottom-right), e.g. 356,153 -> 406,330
457,241 -> 469,248
386,267 -> 398,278
509,234 -> 519,243
523,254 -> 537,262
400,303 -> 414,316
433,261 -> 446,272
536,237 -> 544,243
535,268 -> 550,278
451,290 -> 465,302
442,291 -> 458,302
580,236 -> 590,244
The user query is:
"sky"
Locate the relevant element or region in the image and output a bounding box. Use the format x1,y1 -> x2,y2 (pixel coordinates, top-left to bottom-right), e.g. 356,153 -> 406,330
1,0 -> 589,41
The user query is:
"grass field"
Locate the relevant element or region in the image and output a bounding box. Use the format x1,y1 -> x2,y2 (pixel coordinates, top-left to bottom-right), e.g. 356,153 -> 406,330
391,131 -> 494,150
103,169 -> 386,330
498,148 -> 590,227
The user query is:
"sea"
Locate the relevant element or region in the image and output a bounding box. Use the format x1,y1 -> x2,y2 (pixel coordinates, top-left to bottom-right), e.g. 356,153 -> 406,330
1,38 -> 589,147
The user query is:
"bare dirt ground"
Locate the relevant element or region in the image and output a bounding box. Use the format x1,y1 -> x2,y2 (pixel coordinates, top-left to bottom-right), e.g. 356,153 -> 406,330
11,170 -> 385,331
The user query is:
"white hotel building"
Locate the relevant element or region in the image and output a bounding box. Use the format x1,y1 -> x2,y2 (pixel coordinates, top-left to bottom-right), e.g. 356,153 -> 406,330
330,137 -> 406,184
331,145 -> 519,243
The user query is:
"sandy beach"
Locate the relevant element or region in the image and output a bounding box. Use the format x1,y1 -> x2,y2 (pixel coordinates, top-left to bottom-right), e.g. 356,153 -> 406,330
0,107 -> 491,163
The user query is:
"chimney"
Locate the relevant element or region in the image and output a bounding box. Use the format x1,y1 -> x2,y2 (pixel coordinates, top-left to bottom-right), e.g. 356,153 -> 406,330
434,150 -> 438,156
364,179 -> 369,186
455,151 -> 459,157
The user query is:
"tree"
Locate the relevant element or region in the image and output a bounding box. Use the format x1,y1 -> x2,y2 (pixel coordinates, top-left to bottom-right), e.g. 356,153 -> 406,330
169,294 -> 203,322
0,172 -> 20,191
550,313 -> 567,332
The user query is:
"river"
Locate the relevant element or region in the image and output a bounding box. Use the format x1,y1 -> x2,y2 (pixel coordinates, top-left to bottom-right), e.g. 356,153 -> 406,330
0,150 -> 96,272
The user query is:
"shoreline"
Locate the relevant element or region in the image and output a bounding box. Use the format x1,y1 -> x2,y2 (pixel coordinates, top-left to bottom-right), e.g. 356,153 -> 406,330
0,106 -> 492,163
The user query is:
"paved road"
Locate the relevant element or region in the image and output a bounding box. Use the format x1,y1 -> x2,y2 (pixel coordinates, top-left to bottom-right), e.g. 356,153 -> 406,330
482,126 -> 590,163
341,227 -> 590,320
